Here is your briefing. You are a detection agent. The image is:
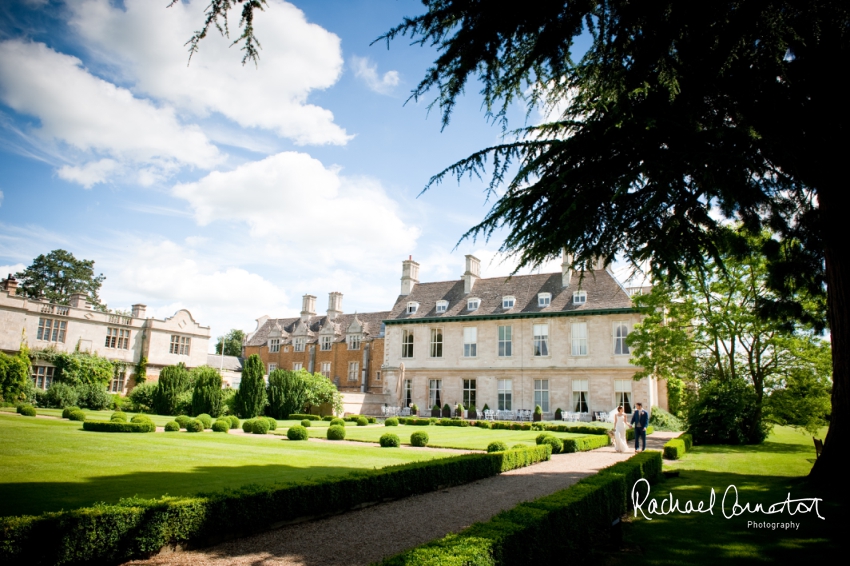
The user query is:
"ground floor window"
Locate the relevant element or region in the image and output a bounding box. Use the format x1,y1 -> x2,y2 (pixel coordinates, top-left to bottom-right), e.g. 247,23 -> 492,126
429,379 -> 442,408
268,363 -> 277,374
572,379 -> 589,413
293,362 -> 303,371
348,362 -> 360,381
498,379 -> 512,411
32,366 -> 54,389
534,379 -> 549,413
404,379 -> 412,407
614,379 -> 633,413
463,379 -> 476,408
321,362 -> 331,378
110,370 -> 126,393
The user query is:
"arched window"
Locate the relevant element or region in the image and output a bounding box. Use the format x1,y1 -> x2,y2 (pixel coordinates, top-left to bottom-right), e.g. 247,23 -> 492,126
614,323 -> 630,355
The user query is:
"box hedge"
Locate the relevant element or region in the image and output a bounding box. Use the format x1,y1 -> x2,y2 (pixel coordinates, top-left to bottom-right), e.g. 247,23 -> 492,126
487,441 -> 508,453
0,447 -> 549,565
402,418 -> 431,426
410,431 -> 429,447
67,410 -> 86,422
82,421 -> 155,433
378,451 -> 662,566
663,433 -> 693,460
380,433 -> 401,447
384,418 -> 399,427
174,415 -> 191,429
195,414 -> 213,429
327,425 -> 346,440
289,413 -> 320,421
251,419 -> 270,435
263,417 -> 277,431
164,421 -> 180,432
228,416 -> 240,429
61,407 -> 81,419
287,425 -> 309,441
562,435 -> 610,453
356,417 -> 369,427
18,405 -> 36,417
626,426 -> 655,441
241,419 -> 254,433
300,419 -> 311,428
186,419 -> 204,433
212,420 -> 230,433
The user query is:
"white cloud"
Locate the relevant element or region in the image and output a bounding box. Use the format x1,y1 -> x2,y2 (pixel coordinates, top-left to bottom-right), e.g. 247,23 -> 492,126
0,190 -> 4,207
0,263 -> 26,278
68,0 -> 351,146
0,39 -> 221,187
351,55 -> 400,95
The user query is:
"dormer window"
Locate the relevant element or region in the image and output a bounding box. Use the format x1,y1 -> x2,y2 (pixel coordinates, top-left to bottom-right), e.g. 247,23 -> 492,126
436,300 -> 448,313
502,296 -> 515,309
573,291 -> 587,304
407,302 -> 419,314
538,293 -> 551,307
467,298 -> 480,311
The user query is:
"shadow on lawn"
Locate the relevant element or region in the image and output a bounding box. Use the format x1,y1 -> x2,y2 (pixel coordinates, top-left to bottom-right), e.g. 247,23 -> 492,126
0,463 -> 355,518
689,441 -> 814,455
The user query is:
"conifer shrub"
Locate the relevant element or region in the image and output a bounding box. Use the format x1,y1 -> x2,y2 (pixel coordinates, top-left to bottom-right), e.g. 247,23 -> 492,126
300,419 -> 311,427
380,433 -> 400,447
327,425 -> 346,440
196,414 -> 213,429
554,408 -> 563,420
287,425 -> 309,440
487,441 -> 507,453
67,409 -> 86,422
152,364 -> 190,416
212,419 -> 230,433
164,421 -> 180,432
235,354 -> 266,418
190,366 -> 224,418
185,419 -> 204,433
385,417 -> 399,426
410,431 -> 429,447
252,418 -> 270,434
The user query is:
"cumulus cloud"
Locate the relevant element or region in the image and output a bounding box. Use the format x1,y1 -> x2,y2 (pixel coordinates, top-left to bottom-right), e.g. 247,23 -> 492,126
68,0 -> 351,146
0,39 -> 221,186
351,55 -> 400,95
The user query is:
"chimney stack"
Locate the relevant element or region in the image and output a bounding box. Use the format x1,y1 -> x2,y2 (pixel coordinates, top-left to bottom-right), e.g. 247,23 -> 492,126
561,249 -> 572,287
463,255 -> 480,294
400,256 -> 420,296
131,304 -> 147,319
2,274 -> 18,295
301,294 -> 317,322
69,293 -> 88,309
327,292 -> 343,320
593,256 -> 607,271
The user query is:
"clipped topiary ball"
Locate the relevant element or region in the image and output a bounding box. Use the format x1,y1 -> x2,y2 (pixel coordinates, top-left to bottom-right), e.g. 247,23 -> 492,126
228,415 -> 240,429
300,419 -> 311,428
196,414 -> 213,429
242,419 -> 254,433
542,436 -> 563,454
20,405 -> 36,417
186,419 -> 204,433
356,416 -> 368,426
379,433 -> 400,447
536,433 -> 555,445
164,421 -> 180,432
385,417 -> 399,427
330,418 -> 345,427
487,441 -> 508,453
175,415 -> 191,429
410,431 -> 429,447
131,415 -> 153,425
212,419 -> 230,433
252,418 -> 270,434
62,406 -> 81,419
111,411 -> 128,422
287,425 -> 308,440
327,425 -> 346,440
322,415 -> 334,421
264,416 -> 277,430
67,409 -> 86,422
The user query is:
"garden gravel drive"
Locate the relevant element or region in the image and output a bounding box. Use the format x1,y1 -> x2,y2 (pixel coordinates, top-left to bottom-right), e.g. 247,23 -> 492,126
125,432 -> 677,566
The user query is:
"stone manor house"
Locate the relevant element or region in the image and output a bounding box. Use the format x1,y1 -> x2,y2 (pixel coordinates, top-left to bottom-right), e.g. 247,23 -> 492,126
246,253 -> 667,417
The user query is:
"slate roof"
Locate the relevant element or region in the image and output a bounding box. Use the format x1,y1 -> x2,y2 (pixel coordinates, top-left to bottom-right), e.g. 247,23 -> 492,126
206,354 -> 243,372
246,311 -> 390,347
386,269 -> 633,322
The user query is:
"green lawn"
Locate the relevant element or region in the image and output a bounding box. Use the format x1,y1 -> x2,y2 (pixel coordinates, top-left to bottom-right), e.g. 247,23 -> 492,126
611,426 -> 841,565
0,413 -> 453,518
294,422 -> 589,450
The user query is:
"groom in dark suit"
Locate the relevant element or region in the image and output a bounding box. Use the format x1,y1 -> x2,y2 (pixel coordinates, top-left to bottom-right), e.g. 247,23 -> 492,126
630,402 -> 649,452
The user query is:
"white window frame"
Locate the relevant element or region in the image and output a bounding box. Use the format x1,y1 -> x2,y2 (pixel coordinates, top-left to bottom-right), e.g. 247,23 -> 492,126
293,337 -> 305,352
435,300 -> 448,313
572,379 -> 589,413
407,302 -> 419,314
498,325 -> 512,357
467,298 -> 480,311
614,379 -> 633,413
534,379 -> 550,413
573,290 -> 587,304
571,322 -> 588,356
429,379 -> 442,408
293,362 -> 303,371
347,334 -> 361,350
269,338 -> 280,353
614,322 -> 630,355
268,363 -> 277,374
403,378 -> 412,406
463,379 -> 477,408
532,323 -> 549,356
463,327 -> 478,357
538,292 -> 551,307
402,329 -> 414,358
498,379 -> 513,411
320,335 -> 333,351
321,362 -> 331,378
502,296 -> 515,309
430,327 -> 443,358
348,361 -> 360,381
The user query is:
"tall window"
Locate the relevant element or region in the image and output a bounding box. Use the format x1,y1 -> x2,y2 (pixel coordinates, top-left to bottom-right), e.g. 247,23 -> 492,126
321,362 -> 331,377
170,335 -> 191,355
348,361 -> 359,381
294,337 -> 305,352
463,327 -> 477,357
534,379 -> 550,412
614,323 -> 630,355
573,291 -> 587,304
571,322 -> 588,356
320,335 -> 332,351
348,334 -> 361,350
404,379 -> 412,407
532,324 -> 549,356
293,362 -> 303,371
430,328 -> 443,357
538,293 -> 551,307
32,366 -> 54,389
268,363 -> 277,374
105,328 -> 130,349
37,318 -> 66,343
463,379 -> 477,408
110,370 -> 126,393
615,379 -> 633,413
572,379 -> 589,412
269,339 -> 280,353
402,329 -> 414,358
498,379 -> 512,410
498,325 -> 512,357
429,379 -> 442,408
436,300 -> 448,313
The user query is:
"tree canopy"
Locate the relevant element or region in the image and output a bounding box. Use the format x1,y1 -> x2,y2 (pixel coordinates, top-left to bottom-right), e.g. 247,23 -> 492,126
15,250 -> 106,311
215,329 -> 245,357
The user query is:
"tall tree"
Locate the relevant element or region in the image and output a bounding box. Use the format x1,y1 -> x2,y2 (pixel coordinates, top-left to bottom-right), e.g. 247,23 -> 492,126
15,250 -> 106,310
215,329 -> 245,357
234,354 -> 266,418
190,366 -> 224,417
152,363 -> 190,416
266,369 -> 309,419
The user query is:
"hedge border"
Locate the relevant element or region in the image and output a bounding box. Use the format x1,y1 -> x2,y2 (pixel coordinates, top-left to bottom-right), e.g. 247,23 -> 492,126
377,451 -> 663,565
82,421 -> 155,433
0,446 -> 550,565
663,433 -> 693,460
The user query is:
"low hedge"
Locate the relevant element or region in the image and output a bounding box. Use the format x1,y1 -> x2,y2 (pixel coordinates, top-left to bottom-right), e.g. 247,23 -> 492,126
300,419 -> 312,428
287,425 -> 308,441
562,435 -> 610,453
402,418 -> 431,426
343,415 -> 376,424
384,418 -> 399,427
663,433 -> 693,460
437,418 -> 470,427
82,421 -> 155,433
410,431 -> 429,447
289,414 -> 320,421
380,433 -> 401,447
378,451 -> 662,565
130,415 -> 153,425
626,426 -> 655,441
0,446 -> 550,566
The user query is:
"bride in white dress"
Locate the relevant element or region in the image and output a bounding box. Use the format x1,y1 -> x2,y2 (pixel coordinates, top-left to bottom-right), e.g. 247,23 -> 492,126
612,406 -> 629,453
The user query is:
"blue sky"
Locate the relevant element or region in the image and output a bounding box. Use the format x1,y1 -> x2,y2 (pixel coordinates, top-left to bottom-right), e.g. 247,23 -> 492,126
0,0 -> 607,348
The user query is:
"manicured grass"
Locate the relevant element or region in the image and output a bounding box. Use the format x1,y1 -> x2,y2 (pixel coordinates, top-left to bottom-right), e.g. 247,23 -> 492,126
612,427 -> 840,565
0,413 -> 454,518
0,406 -> 184,427
295,422 -> 587,450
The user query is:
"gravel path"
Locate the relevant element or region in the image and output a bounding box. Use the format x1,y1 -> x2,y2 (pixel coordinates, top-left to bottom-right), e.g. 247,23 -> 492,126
125,431 -> 677,566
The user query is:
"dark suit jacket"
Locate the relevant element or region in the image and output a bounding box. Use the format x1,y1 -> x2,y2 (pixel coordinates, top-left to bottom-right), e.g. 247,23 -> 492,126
631,409 -> 649,428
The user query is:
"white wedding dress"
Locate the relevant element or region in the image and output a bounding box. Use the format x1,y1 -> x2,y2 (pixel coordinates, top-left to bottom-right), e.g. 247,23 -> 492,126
613,413 -> 629,453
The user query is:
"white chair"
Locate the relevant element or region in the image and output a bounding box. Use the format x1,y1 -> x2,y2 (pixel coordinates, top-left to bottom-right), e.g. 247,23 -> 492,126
400,407 -> 411,417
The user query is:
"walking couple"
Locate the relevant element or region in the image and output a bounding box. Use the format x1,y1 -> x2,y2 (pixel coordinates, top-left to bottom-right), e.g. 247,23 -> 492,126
612,402 -> 649,453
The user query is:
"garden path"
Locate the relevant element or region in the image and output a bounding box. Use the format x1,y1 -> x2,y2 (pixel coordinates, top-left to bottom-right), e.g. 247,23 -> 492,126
125,431 -> 677,566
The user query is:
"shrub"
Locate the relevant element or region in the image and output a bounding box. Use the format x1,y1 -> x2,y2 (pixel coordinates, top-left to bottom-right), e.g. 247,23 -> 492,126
663,433 -> 693,460
287,425 -> 309,440
687,378 -> 770,445
235,354 -> 267,418
62,406 -> 81,419
252,418 -> 270,434
196,414 -> 213,429
19,404 -> 36,416
267,369 -> 310,419
535,433 -> 554,445
127,382 -> 156,413
175,415 -> 191,429
264,416 -> 277,431
487,441 -> 508,453
242,419 -> 255,433
475,420 -> 492,429
554,408 -> 563,420
327,425 -> 346,440
356,416 -> 368,426
330,418 -> 345,427
442,403 -> 452,418
110,411 -> 127,422
562,434 -> 610,453
512,443 -> 527,449
541,436 -> 564,454
410,403 -> 419,413
300,419 -> 311,427
290,413 -> 321,421
175,390 -> 193,417
67,409 -> 86,422
649,406 -> 683,431
212,419 -> 230,433
82,421 -> 155,433
190,366 -> 224,417
410,431 -> 429,447
46,382 -> 78,408
164,421 -> 180,432
380,433 -> 400,447
131,415 -> 153,425
534,404 -> 543,415
152,364 -> 190,416
186,419 -> 204,433
228,415 -> 240,429
76,383 -> 111,411
321,415 -> 334,421
385,417 -> 399,427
